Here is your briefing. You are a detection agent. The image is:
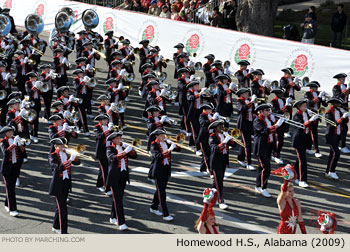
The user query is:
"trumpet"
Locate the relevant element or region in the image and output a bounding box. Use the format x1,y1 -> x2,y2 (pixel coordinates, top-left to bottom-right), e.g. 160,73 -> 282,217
71,97 -> 83,104
256,97 -> 268,103
307,108 -> 336,127
272,113 -> 305,129
162,58 -> 170,63
18,137 -> 31,146
0,90 -> 7,100
110,125 -> 123,132
155,71 -> 167,81
113,35 -> 124,42
175,132 -> 186,144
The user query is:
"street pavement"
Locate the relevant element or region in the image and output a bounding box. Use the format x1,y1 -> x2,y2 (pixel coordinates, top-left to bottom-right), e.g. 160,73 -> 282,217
0,31 -> 349,234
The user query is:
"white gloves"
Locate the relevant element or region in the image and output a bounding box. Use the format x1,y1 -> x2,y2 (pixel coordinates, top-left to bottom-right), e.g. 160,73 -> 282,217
262,80 -> 269,87
318,91 -> 326,98
229,82 -> 237,91
270,114 -> 275,122
310,114 -> 319,121
249,68 -> 254,73
251,94 -> 258,102
166,139 -> 172,145
213,112 -> 220,120
159,55 -> 163,61
160,89 -> 167,97
121,58 -> 127,64
138,90 -> 142,96
160,115 -> 168,123
108,122 -> 114,131
69,153 -> 77,161
34,81 -> 40,89
117,83 -> 124,90
286,97 -> 293,106
83,76 -> 90,83
342,112 -> 349,118
14,135 -> 20,145
188,60 -> 194,67
124,145 -> 133,154
168,143 -> 177,151
91,49 -> 96,55
23,57 -> 29,64
189,75 -> 196,81
294,77 -> 300,83
69,95 -> 75,102
276,118 -> 285,127
5,44 -> 10,50
63,123 -> 70,131
223,135 -> 232,144
63,111 -> 71,119
62,57 -> 68,65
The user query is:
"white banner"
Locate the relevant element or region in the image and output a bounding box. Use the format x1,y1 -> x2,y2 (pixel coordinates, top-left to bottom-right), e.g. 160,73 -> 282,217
3,0 -> 350,94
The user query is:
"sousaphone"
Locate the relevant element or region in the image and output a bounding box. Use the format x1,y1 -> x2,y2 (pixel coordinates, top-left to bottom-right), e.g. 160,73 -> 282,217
0,14 -> 11,36
25,14 -> 44,35
55,11 -> 72,33
82,9 -> 99,30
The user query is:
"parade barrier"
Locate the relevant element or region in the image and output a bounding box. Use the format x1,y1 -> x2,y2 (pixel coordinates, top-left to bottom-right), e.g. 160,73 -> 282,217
3,0 -> 350,94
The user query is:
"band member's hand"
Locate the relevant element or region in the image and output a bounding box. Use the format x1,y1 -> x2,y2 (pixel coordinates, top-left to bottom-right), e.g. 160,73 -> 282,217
165,139 -> 172,145
342,112 -> 349,118
212,112 -> 220,120
18,109 -> 26,117
222,135 -> 232,144
168,143 -> 177,151
294,77 -> 300,83
122,58 -> 127,64
249,67 -> 254,74
63,123 -> 70,132
117,83 -> 124,90
34,81 -> 40,89
251,94 -> 258,102
124,145 -> 133,154
108,122 -> 114,131
160,115 -> 168,123
24,57 -> 29,64
138,90 -> 142,96
13,135 -> 20,146
229,82 -> 237,91
69,95 -> 75,102
69,153 -> 77,162
270,114 -> 276,122
310,114 -> 318,121
318,91 -> 326,98
286,97 -> 293,106
91,49 -> 96,55
276,118 -> 285,127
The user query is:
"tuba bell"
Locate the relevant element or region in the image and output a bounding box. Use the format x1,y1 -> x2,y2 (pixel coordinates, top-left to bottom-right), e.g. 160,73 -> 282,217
25,14 -> 44,35
55,11 -> 72,33
0,14 -> 12,36
86,77 -> 98,88
224,60 -> 231,69
155,71 -> 167,81
122,72 -> 135,82
58,7 -> 75,25
82,9 -> 99,30
194,62 -> 202,71
36,81 -> 49,92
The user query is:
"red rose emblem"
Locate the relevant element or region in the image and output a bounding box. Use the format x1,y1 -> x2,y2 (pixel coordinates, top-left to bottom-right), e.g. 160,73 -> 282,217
104,17 -> 113,31
144,25 -> 154,40
4,0 -> 12,8
74,10 -> 78,22
318,214 -> 325,224
36,4 -> 44,17
238,44 -> 250,60
294,54 -> 308,72
188,34 -> 200,49
282,168 -> 288,177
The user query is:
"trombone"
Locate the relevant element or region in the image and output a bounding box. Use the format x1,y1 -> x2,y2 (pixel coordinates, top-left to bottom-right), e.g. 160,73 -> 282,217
256,97 -> 269,103
307,108 -> 336,127
165,137 -> 194,152
65,145 -> 95,161
130,139 -> 151,157
223,128 -> 245,148
272,113 -> 305,129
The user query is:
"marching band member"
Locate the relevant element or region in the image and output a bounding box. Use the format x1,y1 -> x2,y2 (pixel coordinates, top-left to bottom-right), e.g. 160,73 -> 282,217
82,41 -> 100,68
106,131 -> 138,230
25,72 -> 41,143
332,73 -> 350,153
197,103 -> 216,173
0,126 -> 25,217
177,67 -> 191,135
48,114 -> 77,152
94,114 -> 113,196
208,119 -> 235,209
304,81 -> 327,157
147,80 -> 170,115
97,94 -> 119,126
146,105 -> 172,152
73,69 -> 91,135
210,60 -> 224,82
280,68 -> 301,100
235,60 -> 252,89
277,171 -> 307,234
292,99 -> 318,188
236,88 -> 256,170
325,98 -> 349,180
53,48 -> 69,88
13,50 -> 31,97
139,64 -> 155,98
75,30 -> 89,59
120,39 -> 135,68
173,43 -> 184,79
48,138 -> 79,234
0,61 -> 11,128
253,104 -> 284,197
6,98 -> 29,166
40,64 -> 55,121
51,100 -> 65,118
75,57 -> 90,76
148,129 -> 180,221
105,78 -> 127,128
270,88 -> 292,164
203,54 -> 215,87
104,31 -> 118,67
150,47 -> 167,74
186,80 -> 202,151
251,69 -> 270,99
215,74 -> 234,118
138,39 -> 151,73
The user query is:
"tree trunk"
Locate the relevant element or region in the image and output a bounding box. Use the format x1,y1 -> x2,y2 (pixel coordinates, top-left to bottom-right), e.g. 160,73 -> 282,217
236,0 -> 280,36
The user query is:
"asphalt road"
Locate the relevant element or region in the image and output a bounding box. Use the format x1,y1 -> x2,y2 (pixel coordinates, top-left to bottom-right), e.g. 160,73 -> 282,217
0,31 -> 349,234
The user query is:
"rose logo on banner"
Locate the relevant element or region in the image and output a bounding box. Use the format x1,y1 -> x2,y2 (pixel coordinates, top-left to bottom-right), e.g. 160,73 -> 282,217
290,54 -> 308,78
32,0 -> 47,20
3,0 -> 13,9
185,34 -> 200,55
142,25 -> 155,43
103,17 -> 114,34
285,48 -> 314,78
138,20 -> 159,45
234,43 -> 251,63
73,10 -> 79,25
